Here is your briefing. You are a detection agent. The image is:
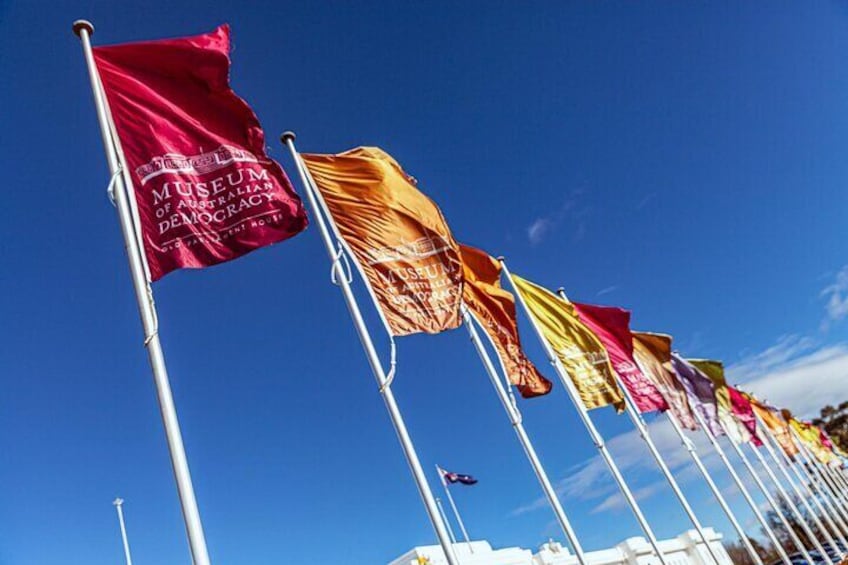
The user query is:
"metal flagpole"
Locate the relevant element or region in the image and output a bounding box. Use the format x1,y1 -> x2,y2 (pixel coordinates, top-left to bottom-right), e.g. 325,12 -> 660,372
73,20 -> 211,565
747,442 -> 835,564
113,498 -> 133,565
691,410 -> 792,565
461,306 -> 589,565
280,133 -> 459,565
500,261 -> 670,565
665,412 -> 764,565
755,418 -> 848,551
435,498 -> 458,545
793,438 -> 848,529
437,466 -> 474,553
555,290 -> 720,565
778,439 -> 848,543
821,461 -> 848,512
796,436 -> 848,524
724,432 -> 818,564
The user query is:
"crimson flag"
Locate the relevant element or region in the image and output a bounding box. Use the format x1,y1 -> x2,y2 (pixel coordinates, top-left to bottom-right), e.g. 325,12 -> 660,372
572,302 -> 669,414
94,25 -> 307,280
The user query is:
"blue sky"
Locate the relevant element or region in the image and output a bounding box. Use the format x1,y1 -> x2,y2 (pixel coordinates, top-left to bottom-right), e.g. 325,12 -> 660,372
2,1 -> 848,564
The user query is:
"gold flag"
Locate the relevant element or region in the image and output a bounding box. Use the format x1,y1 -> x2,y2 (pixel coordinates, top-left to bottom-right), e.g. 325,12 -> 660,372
302,148 -> 463,336
632,332 -> 697,429
511,274 -> 623,410
460,245 -> 552,397
790,419 -> 835,464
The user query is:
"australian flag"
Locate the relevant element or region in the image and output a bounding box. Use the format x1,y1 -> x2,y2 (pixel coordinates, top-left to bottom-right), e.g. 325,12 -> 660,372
442,470 -> 477,485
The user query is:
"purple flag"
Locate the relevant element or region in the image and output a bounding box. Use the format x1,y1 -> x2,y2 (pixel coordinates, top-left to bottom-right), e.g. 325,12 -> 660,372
671,354 -> 724,437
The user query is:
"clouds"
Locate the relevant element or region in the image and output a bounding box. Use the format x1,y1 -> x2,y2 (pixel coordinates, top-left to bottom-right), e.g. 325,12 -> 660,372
526,189 -> 591,245
513,336 -> 848,521
730,342 -> 848,419
821,266 -> 848,331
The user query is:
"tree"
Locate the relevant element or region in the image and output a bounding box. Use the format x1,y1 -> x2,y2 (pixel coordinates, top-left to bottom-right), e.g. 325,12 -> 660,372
811,401 -> 848,453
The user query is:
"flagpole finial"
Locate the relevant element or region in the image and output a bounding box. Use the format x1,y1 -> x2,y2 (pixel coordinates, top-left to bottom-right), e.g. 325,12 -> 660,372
280,131 -> 296,144
496,256 -> 505,261
113,498 -> 124,507
72,20 -> 94,38
557,287 -> 565,293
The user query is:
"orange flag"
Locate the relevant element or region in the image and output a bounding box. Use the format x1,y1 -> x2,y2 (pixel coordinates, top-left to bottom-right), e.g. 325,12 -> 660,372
632,332 -> 697,430
749,397 -> 798,458
460,245 -> 552,398
302,148 -> 463,336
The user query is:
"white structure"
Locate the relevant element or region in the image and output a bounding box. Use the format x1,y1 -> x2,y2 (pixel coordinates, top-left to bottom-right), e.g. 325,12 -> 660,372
389,528 -> 732,565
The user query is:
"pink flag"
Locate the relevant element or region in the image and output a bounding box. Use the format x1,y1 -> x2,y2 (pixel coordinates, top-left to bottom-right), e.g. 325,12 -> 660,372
94,25 -> 308,280
572,302 -> 669,413
727,386 -> 762,447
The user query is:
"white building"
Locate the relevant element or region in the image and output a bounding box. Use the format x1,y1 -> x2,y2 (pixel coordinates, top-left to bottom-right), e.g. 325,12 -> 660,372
388,528 -> 733,565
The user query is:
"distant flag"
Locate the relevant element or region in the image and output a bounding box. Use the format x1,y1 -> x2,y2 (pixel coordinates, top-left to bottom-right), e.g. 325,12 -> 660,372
670,355 -> 724,436
790,418 -> 835,464
570,303 -> 669,414
689,360 -> 753,445
438,466 -> 478,486
510,275 -> 624,411
632,332 -> 697,429
726,386 -> 763,447
749,397 -> 798,458
94,24 -> 307,280
301,147 -> 463,336
459,244 -> 552,398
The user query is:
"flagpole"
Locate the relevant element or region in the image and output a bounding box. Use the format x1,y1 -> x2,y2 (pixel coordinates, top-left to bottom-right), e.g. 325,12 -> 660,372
795,443 -> 848,529
793,431 -> 848,524
665,412 -> 764,565
755,418 -> 848,552
112,498 -> 133,565
746,441 -> 835,564
500,261 -> 670,565
435,498 -> 458,545
690,410 -> 792,565
820,460 -> 848,512
555,291 -> 720,565
73,21 -> 211,565
280,133 -> 459,565
437,466 -> 474,554
776,435 -> 848,543
723,431 -> 817,564
460,306 -> 588,564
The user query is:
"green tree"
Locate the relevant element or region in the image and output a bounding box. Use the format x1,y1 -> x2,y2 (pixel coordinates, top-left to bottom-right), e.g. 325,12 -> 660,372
811,401 -> 848,453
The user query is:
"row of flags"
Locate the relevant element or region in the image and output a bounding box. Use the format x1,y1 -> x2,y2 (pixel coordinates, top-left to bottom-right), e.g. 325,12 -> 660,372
75,23 -> 848,565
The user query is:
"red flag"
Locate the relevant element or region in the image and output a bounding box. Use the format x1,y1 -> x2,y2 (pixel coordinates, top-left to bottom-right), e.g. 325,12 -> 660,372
572,302 -> 669,414
94,25 -> 307,280
727,387 -> 762,446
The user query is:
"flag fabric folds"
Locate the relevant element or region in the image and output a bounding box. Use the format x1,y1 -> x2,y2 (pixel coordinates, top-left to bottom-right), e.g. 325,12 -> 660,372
570,303 -> 669,414
632,332 -> 697,429
670,355 -> 724,436
511,275 -> 624,411
726,386 -> 762,447
791,419 -> 836,464
301,147 -> 463,336
459,245 -> 552,398
94,25 -> 308,280
750,398 -> 798,458
689,359 -> 753,445
441,469 -> 478,485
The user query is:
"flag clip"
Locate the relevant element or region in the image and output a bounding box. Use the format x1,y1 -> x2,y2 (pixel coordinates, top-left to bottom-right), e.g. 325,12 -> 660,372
330,243 -> 353,286
106,166 -> 122,207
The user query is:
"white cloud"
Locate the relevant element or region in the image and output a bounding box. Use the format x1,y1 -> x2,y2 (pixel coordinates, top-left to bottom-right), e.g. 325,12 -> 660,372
730,343 -> 848,419
821,266 -> 848,331
596,285 -> 619,298
527,218 -> 554,245
525,190 -> 591,245
513,337 -> 848,519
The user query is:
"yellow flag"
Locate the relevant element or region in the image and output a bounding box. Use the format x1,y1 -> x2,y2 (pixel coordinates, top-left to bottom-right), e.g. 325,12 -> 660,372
790,419 -> 835,464
511,274 -> 623,411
